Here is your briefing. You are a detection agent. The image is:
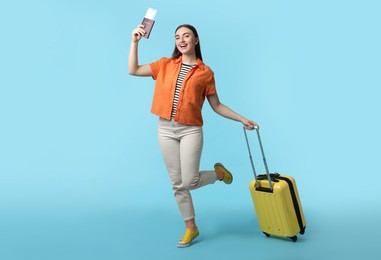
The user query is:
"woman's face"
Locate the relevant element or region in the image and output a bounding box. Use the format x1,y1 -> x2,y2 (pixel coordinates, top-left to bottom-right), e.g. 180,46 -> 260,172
175,27 -> 198,56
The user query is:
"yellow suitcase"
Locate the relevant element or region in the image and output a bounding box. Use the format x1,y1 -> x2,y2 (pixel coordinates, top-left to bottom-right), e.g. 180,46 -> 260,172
244,128 -> 306,242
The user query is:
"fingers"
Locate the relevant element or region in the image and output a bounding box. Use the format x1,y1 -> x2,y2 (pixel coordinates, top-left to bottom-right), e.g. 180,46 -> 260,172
132,24 -> 146,40
243,120 -> 259,130
136,24 -> 147,35
244,124 -> 257,130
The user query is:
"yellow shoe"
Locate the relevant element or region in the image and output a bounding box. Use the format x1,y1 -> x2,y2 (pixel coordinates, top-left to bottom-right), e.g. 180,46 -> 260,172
214,163 -> 233,184
177,228 -> 199,248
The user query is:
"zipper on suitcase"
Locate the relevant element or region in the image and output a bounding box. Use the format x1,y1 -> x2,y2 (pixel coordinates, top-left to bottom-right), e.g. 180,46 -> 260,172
275,176 -> 305,234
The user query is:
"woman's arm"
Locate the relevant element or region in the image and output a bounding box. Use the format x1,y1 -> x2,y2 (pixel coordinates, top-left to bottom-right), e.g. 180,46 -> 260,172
128,25 -> 153,76
207,93 -> 258,130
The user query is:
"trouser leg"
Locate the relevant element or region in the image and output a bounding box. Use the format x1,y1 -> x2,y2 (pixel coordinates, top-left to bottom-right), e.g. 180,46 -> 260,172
179,125 -> 216,191
158,119 -> 217,221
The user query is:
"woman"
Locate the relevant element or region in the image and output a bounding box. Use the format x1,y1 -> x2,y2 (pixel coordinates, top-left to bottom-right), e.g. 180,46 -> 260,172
128,24 -> 258,248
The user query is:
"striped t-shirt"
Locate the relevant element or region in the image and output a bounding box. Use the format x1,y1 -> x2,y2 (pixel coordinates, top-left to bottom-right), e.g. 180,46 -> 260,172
171,63 -> 195,119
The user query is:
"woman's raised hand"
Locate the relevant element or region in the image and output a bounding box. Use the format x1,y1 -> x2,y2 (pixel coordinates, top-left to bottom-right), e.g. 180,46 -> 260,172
132,25 -> 146,43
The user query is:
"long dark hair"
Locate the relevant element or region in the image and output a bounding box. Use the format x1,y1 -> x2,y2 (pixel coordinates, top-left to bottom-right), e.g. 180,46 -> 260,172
172,24 -> 203,61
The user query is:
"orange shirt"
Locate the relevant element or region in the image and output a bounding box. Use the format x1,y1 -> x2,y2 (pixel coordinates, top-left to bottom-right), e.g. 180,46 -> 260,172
150,57 -> 217,126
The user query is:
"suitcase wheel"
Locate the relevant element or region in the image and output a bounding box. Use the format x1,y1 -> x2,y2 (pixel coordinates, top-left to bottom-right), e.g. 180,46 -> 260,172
263,232 -> 298,242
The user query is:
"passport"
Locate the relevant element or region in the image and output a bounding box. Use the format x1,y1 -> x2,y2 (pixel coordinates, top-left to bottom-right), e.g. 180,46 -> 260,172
141,8 -> 157,39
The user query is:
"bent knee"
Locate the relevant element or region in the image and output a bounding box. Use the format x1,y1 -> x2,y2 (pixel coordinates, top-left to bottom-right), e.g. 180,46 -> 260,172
182,176 -> 200,190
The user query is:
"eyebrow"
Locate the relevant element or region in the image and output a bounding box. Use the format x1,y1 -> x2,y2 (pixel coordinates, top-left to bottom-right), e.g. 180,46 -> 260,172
175,32 -> 191,37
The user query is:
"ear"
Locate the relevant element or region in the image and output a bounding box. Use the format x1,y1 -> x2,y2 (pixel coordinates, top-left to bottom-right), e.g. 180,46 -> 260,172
195,37 -> 199,45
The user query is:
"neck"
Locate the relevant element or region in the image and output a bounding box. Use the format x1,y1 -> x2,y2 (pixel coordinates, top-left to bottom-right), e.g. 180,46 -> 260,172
181,54 -> 197,65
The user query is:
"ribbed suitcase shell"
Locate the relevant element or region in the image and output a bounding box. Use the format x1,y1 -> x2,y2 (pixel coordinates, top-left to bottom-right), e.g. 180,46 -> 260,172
249,174 -> 306,240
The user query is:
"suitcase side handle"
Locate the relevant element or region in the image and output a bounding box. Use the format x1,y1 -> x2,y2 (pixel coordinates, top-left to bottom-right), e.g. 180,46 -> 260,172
243,127 -> 274,191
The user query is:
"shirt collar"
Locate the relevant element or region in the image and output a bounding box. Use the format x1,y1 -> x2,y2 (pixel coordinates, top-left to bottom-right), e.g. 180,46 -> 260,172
174,56 -> 205,70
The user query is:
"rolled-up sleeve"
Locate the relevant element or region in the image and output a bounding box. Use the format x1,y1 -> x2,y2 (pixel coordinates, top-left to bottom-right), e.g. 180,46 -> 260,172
204,70 -> 217,96
150,58 -> 164,80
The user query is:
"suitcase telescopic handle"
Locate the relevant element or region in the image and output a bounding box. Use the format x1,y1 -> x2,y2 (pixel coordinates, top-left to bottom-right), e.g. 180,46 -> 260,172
243,127 -> 274,191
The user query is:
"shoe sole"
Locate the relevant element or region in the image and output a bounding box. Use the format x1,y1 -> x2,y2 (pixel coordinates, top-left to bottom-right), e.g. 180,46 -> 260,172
214,163 -> 233,184
177,233 -> 199,248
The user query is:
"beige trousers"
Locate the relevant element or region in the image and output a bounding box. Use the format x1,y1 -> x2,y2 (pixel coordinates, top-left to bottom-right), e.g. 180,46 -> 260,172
158,118 -> 217,221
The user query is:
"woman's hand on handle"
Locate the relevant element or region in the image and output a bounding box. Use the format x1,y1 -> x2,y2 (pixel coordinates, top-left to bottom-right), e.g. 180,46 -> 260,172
242,119 -> 259,130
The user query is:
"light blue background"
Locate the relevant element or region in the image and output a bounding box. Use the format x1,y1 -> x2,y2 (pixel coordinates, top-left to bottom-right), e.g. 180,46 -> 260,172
1,0 -> 380,259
